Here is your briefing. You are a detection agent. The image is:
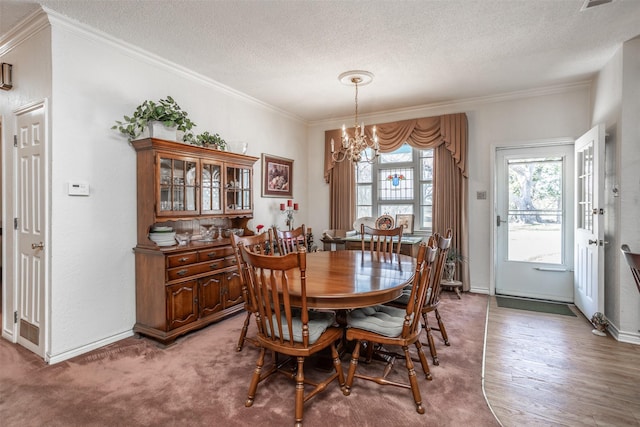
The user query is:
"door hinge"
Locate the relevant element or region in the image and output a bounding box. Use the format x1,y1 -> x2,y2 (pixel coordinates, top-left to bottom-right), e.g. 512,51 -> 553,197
14,217 -> 18,230
13,135 -> 17,147
14,311 -> 18,324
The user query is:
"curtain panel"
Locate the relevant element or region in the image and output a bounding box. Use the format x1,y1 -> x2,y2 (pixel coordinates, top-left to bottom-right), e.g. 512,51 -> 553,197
324,112 -> 470,291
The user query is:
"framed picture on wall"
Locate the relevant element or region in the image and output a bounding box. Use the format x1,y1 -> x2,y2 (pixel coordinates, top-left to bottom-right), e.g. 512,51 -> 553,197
262,154 -> 293,198
396,214 -> 414,234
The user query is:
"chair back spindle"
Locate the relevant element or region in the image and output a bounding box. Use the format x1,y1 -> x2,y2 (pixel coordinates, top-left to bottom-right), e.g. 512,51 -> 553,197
401,237 -> 438,338
275,224 -> 308,255
242,246 -> 310,347
230,230 -> 275,351
360,224 -> 403,256
426,229 -> 453,307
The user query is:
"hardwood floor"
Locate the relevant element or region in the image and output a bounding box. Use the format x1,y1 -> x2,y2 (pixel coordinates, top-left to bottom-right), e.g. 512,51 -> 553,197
484,296 -> 640,426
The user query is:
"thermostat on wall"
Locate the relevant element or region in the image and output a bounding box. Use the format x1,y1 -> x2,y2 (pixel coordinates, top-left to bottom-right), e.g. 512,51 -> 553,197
68,181 -> 90,196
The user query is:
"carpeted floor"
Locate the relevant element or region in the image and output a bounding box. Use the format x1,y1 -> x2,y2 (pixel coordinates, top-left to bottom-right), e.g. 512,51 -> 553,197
0,292 -> 498,427
495,296 -> 577,317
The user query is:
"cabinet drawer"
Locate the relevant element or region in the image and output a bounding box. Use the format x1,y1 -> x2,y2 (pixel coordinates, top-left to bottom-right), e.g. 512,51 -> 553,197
198,246 -> 234,261
167,252 -> 198,268
167,259 -> 229,281
224,255 -> 239,268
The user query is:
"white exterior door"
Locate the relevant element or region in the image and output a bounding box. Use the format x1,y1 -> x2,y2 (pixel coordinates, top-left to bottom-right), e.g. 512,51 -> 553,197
495,143 -> 574,301
574,124 -> 605,318
15,100 -> 48,358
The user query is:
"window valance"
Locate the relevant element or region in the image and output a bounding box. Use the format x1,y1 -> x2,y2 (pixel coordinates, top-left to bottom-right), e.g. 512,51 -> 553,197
324,113 -> 467,182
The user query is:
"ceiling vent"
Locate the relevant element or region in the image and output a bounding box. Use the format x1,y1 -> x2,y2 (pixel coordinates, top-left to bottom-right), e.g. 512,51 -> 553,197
581,0 -> 615,11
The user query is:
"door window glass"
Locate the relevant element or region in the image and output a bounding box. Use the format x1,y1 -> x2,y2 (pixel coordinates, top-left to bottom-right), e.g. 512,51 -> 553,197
507,156 -> 563,263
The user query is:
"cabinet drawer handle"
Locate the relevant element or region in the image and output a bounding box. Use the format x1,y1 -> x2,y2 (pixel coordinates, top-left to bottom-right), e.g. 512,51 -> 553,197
209,263 -> 220,269
177,269 -> 188,276
179,257 -> 189,262
207,252 -> 217,258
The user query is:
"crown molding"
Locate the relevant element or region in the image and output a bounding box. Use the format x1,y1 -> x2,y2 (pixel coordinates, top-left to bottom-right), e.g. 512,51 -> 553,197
310,80 -> 592,128
40,7 -> 304,124
0,8 -> 50,56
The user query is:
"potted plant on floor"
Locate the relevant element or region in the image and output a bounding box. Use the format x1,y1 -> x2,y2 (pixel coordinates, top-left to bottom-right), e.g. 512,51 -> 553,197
443,247 -> 465,282
112,95 -> 196,142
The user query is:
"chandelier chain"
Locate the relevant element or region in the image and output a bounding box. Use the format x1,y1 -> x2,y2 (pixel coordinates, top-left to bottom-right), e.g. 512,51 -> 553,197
354,77 -> 360,127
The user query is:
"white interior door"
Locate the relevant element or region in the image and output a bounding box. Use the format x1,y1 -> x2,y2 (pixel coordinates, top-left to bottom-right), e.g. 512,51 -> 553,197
15,100 -> 48,358
574,124 -> 605,318
495,143 -> 574,301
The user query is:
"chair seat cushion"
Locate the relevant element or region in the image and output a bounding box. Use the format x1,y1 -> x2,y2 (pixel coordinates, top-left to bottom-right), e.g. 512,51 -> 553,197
392,286 -> 432,306
394,289 -> 412,305
271,311 -> 335,344
347,305 -> 410,338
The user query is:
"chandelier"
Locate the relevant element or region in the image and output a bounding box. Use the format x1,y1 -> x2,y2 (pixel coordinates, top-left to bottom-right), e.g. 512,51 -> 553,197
331,71 -> 379,164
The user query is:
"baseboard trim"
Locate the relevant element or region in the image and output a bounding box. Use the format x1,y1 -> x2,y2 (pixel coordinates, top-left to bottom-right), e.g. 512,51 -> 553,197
45,329 -> 134,365
606,322 -> 640,345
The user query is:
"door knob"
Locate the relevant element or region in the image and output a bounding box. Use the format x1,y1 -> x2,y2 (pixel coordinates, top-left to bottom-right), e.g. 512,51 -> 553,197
588,239 -> 598,245
31,242 -> 44,249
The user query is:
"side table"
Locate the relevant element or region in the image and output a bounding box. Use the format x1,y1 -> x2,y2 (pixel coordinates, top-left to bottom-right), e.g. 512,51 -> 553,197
441,280 -> 462,299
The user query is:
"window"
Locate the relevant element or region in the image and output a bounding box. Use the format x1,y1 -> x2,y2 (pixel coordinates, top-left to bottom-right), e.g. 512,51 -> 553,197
356,144 -> 433,233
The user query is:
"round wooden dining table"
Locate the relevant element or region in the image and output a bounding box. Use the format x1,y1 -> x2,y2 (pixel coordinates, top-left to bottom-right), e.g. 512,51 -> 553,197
286,250 -> 416,310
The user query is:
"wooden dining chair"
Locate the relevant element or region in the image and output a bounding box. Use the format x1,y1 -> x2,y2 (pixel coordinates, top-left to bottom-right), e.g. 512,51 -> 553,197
386,229 -> 452,366
240,245 -> 345,427
230,230 -> 274,351
360,224 -> 403,256
274,224 -> 308,255
621,244 -> 640,294
343,238 -> 437,414
420,229 -> 453,365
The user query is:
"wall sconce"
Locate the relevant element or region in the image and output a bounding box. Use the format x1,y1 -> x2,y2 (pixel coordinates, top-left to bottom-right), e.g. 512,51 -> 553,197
1,63 -> 13,90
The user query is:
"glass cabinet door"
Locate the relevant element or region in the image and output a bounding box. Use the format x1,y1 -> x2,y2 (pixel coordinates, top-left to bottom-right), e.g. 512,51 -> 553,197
158,154 -> 199,216
225,164 -> 252,213
201,161 -> 223,214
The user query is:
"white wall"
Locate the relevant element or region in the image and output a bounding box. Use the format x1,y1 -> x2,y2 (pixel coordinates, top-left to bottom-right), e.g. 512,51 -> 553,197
593,36 -> 640,342
618,38 -> 640,339
592,48 -> 623,328
308,86 -> 591,294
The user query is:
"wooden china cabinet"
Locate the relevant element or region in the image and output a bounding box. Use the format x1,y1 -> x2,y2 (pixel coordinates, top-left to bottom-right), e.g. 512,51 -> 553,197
131,138 -> 258,345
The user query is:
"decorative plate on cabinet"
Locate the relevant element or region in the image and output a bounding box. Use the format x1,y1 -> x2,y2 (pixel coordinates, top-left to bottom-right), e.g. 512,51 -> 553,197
375,215 -> 395,230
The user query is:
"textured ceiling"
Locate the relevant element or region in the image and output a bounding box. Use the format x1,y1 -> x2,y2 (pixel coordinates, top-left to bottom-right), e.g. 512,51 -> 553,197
2,0 -> 640,122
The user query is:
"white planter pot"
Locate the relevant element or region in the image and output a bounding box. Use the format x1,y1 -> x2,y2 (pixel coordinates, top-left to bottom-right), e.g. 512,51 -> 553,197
138,121 -> 178,141
149,121 -> 178,141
